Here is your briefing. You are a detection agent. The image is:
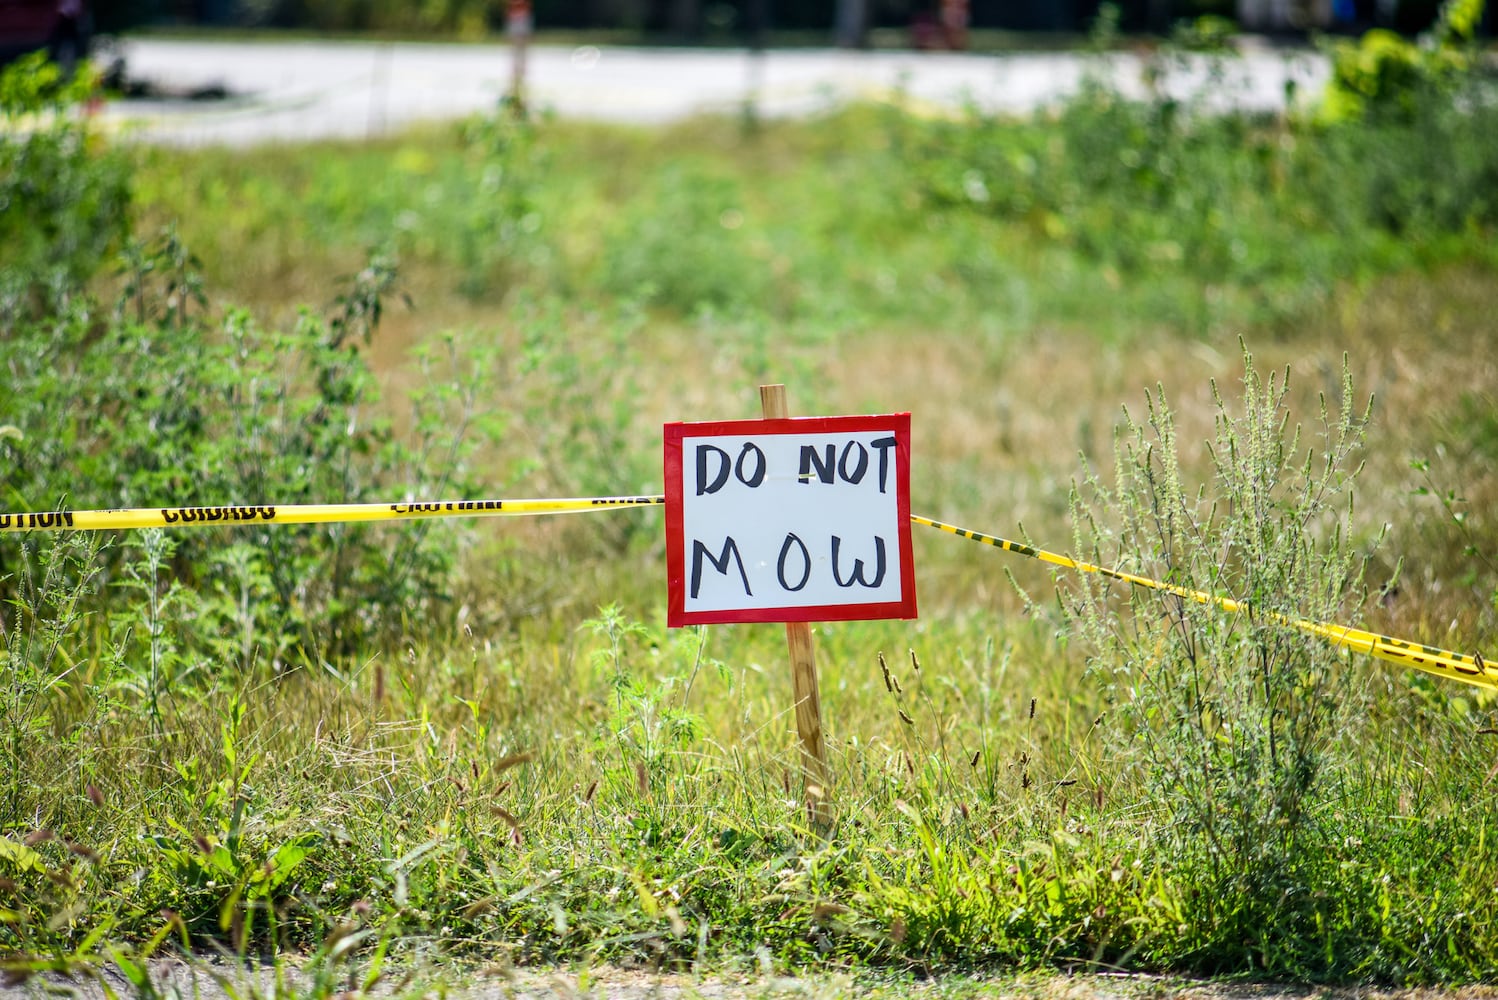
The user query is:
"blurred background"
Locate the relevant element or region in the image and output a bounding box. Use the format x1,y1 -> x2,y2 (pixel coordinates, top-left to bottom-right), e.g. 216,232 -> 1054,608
77,0 -> 1495,46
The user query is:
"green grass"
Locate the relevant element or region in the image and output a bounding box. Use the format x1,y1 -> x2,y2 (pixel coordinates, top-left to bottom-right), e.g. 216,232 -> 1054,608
3,46 -> 1498,995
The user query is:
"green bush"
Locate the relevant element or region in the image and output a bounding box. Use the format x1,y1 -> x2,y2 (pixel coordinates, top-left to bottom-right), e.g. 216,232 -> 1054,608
1064,347 -> 1377,973
1320,0 -> 1485,123
904,85 -> 1347,324
0,49 -> 507,665
1,237 -> 503,666
0,54 -> 130,321
600,164 -> 771,317
899,35 -> 1497,327
1309,82 -> 1498,239
452,110 -> 554,298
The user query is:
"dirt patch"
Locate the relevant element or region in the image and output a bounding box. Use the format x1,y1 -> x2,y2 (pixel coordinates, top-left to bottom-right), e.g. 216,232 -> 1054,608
8,961 -> 1498,1000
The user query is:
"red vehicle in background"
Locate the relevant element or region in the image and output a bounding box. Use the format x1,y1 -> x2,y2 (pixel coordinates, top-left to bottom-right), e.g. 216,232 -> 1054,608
0,0 -> 91,73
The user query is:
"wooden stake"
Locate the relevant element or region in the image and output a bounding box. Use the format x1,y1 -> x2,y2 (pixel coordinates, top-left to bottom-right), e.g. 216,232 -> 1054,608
506,0 -> 532,115
759,384 -> 834,828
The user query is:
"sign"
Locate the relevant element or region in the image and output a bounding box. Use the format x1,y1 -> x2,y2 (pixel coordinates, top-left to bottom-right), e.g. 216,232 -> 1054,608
506,0 -> 533,36
664,414 -> 916,627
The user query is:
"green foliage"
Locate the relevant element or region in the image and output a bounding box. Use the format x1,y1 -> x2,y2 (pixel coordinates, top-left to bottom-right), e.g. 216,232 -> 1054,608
0,235 -> 503,664
0,54 -> 130,321
909,88 -> 1306,325
0,533 -> 108,828
502,296 -> 662,554
900,41 -> 1497,329
135,82 -> 1498,343
1064,347 -> 1380,975
1320,0 -> 1486,123
601,164 -> 770,317
1170,14 -> 1239,51
453,110 -> 554,298
1319,89 -> 1498,240
143,692 -> 323,945
1321,29 -> 1437,122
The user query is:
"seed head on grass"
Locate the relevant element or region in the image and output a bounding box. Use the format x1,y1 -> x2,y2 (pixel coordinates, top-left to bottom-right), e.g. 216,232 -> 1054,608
493,806 -> 522,847
65,841 -> 99,863
493,751 -> 534,772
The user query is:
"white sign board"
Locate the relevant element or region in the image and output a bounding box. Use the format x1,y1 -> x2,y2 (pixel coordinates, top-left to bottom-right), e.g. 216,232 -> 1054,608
664,414 -> 916,626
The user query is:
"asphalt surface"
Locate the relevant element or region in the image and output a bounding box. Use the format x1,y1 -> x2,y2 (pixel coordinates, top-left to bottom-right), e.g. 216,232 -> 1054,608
98,36 -> 1330,145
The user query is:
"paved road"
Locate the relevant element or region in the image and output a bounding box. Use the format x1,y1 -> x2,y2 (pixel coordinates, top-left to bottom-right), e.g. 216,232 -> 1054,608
99,37 -> 1329,145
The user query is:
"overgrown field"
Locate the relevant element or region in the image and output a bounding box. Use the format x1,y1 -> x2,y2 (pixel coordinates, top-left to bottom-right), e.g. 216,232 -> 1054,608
3,30 -> 1498,993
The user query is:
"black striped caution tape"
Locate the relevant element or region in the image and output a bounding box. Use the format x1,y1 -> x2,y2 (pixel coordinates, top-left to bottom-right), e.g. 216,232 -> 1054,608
1,498 -> 1488,691
912,514 -> 1495,693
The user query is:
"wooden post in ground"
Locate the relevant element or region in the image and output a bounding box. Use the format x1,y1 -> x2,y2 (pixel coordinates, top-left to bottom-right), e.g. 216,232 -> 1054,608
759,383 -> 834,828
506,0 -> 532,115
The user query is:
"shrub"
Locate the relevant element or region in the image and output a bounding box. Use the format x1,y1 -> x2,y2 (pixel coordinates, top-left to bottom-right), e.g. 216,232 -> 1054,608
453,109 -> 554,299
1319,0 -> 1485,123
1063,346 -> 1377,971
0,54 -> 130,322
0,239 -> 503,666
899,27 -> 1497,327
600,164 -> 770,317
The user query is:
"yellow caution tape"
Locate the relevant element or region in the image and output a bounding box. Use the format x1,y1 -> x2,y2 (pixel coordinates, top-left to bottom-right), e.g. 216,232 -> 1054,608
911,513 -> 1496,693
1,497 -> 1487,691
0,496 -> 664,533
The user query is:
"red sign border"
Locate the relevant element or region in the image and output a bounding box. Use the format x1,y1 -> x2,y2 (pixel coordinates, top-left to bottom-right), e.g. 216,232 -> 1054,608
664,414 -> 916,627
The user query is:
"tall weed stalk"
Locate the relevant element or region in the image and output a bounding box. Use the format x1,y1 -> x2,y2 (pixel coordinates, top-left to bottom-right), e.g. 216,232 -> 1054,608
1065,347 -> 1377,968
0,534 -> 106,828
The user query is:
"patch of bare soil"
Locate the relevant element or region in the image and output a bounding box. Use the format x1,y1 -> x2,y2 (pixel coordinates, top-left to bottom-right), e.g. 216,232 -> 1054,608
6,962 -> 1498,1000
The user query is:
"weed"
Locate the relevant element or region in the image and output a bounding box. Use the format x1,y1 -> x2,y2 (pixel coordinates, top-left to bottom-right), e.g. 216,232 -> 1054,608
0,54 -> 129,325
2,239 -> 503,664
1064,346 -> 1381,974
